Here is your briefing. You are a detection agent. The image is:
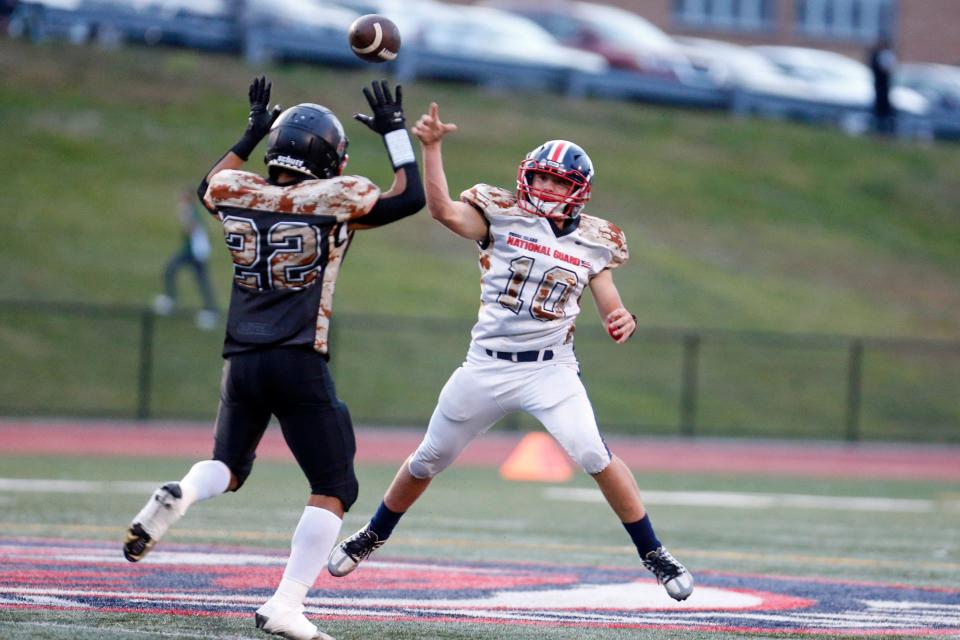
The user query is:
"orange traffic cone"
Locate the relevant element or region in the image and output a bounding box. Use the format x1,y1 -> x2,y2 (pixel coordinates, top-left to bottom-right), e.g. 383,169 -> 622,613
499,432 -> 574,482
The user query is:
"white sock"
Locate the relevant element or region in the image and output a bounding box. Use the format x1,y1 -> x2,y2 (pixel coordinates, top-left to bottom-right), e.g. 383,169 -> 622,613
178,460 -> 231,513
270,576 -> 310,608
277,506 -> 343,595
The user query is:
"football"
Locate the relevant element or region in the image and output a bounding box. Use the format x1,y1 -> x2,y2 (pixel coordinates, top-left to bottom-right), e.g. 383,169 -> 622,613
348,14 -> 401,63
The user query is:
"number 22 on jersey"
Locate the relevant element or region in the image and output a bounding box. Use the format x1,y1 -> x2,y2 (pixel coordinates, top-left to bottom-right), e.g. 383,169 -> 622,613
222,215 -> 327,291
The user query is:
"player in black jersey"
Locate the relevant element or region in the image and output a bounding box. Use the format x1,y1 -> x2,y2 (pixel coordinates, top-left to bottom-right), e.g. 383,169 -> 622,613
122,76 -> 424,640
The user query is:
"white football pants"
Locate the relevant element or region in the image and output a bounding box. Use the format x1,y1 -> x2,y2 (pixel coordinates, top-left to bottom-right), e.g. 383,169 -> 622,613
408,343 -> 612,478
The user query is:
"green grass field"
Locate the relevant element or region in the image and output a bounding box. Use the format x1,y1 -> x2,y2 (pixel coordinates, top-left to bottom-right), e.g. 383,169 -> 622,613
1,447 -> 959,639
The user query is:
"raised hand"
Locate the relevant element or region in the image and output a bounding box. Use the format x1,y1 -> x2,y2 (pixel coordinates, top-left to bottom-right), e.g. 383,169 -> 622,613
354,79 -> 405,135
246,75 -> 282,141
412,102 -> 458,146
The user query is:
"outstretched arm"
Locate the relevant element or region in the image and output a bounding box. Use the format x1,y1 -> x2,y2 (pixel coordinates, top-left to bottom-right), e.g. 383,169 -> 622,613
197,76 -> 281,212
411,102 -> 487,242
350,80 -> 425,230
590,269 -> 637,344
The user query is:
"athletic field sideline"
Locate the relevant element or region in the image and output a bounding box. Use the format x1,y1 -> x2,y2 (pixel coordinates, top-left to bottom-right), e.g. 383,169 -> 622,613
2,418 -> 959,480
1,420 -> 958,639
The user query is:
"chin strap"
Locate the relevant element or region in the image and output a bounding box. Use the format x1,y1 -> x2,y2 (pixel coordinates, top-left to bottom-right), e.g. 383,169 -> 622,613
528,196 -> 567,218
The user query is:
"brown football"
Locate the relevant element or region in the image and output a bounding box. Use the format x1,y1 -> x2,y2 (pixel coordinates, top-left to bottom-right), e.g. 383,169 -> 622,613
348,14 -> 401,63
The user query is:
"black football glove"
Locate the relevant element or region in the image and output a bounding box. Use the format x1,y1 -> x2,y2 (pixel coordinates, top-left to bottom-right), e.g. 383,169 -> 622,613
247,75 -> 282,139
231,75 -> 282,161
354,80 -> 405,135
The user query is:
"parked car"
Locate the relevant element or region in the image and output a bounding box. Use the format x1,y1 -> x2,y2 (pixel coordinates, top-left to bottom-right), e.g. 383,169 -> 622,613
416,5 -> 607,74
8,0 -> 239,51
750,45 -> 929,116
675,37 -> 809,99
895,63 -> 960,113
328,0 -> 455,42
481,0 -> 703,84
894,62 -> 960,140
243,0 -> 360,65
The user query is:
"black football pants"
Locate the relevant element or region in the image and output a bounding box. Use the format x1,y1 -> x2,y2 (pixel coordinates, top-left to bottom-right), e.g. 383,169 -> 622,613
211,345 -> 359,510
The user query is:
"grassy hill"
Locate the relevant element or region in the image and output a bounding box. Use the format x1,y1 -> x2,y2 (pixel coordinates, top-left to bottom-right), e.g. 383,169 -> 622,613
1,37 -> 958,439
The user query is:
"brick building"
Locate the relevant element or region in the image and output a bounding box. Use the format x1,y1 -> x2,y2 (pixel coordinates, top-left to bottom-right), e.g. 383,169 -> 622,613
614,1 -> 960,64
469,1 -> 960,65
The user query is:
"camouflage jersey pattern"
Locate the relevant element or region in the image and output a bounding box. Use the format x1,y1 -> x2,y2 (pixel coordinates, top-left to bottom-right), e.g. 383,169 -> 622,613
203,170 -> 380,356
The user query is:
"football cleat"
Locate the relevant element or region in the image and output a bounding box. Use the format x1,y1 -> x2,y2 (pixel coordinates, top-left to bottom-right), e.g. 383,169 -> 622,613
642,546 -> 694,601
255,599 -> 334,640
152,294 -> 174,315
195,309 -> 218,331
123,482 -> 184,562
327,524 -> 383,577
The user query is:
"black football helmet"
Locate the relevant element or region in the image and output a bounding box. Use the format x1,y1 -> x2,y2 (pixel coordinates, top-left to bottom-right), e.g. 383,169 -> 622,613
264,103 -> 349,179
516,140 -> 594,220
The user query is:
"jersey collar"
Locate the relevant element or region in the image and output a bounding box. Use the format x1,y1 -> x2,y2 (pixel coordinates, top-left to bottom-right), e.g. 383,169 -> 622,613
549,214 -> 581,238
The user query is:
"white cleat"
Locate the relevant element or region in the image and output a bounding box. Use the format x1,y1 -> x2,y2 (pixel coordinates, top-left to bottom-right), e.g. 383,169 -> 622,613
152,294 -> 174,315
642,546 -> 695,601
123,482 -> 185,562
255,599 -> 334,640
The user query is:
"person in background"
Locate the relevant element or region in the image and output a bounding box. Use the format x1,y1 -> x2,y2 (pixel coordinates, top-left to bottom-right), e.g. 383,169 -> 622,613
153,188 -> 219,329
869,36 -> 897,135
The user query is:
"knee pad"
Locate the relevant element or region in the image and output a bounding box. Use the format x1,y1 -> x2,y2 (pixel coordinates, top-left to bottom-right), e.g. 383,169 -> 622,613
580,449 -> 612,475
408,445 -> 451,479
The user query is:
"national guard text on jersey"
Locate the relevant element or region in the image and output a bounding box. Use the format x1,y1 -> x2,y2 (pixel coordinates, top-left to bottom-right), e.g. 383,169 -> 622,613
461,183 -> 628,352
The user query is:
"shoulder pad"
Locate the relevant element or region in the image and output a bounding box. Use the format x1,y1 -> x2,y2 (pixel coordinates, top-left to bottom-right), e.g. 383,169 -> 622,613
579,214 -> 629,269
207,171 -> 379,221
459,184 -> 524,218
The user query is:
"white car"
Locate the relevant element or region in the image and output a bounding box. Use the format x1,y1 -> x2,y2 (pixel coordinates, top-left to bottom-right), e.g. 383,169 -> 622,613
416,5 -> 608,75
751,45 -> 929,115
675,37 -> 810,99
328,0 -> 458,42
482,0 -> 699,83
896,63 -> 960,114
246,0 -> 357,32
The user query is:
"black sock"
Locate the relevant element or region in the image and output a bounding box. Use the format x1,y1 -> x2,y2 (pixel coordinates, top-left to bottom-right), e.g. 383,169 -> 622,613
623,514 -> 662,557
368,501 -> 404,540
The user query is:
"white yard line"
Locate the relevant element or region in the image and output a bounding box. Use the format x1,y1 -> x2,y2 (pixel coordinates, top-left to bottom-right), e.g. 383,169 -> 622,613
545,487 -> 945,512
0,620 -> 248,639
0,478 -> 159,494
0,477 -> 947,514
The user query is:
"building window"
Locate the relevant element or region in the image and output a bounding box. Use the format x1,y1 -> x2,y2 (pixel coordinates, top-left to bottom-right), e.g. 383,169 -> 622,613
795,0 -> 895,41
673,0 -> 776,32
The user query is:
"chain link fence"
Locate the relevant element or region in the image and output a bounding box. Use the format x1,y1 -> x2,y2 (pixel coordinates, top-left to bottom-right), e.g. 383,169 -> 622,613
1,300 -> 957,441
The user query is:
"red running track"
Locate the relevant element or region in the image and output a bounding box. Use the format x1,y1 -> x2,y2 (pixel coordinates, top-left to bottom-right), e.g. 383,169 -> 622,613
1,418 -> 958,481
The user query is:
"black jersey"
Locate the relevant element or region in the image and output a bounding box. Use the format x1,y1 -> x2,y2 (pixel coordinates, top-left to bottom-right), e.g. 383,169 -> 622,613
203,170 -> 380,357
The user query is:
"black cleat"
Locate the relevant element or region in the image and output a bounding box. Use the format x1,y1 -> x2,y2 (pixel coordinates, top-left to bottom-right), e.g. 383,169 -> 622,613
327,524 -> 384,577
642,546 -> 694,601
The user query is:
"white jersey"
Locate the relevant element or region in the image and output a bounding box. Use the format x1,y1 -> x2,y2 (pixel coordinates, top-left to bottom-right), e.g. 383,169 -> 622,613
461,184 -> 628,352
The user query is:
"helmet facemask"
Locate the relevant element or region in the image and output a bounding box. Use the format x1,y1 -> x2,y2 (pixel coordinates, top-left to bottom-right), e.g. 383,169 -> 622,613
516,140 -> 594,221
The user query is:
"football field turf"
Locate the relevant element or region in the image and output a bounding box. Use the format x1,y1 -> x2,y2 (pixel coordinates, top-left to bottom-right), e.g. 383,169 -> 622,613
1,425 -> 958,639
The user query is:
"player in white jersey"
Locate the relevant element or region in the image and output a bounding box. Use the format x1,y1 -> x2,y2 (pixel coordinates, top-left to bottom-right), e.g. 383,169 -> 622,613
328,103 -> 693,601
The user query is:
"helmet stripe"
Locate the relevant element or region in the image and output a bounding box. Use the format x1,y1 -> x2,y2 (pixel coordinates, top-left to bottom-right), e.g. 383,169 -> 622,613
549,141 -> 568,163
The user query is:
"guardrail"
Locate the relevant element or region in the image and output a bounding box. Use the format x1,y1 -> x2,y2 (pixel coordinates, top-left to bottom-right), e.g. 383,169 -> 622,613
1,300 -> 957,442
